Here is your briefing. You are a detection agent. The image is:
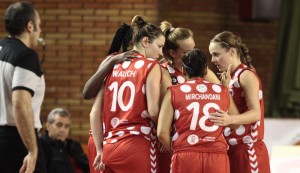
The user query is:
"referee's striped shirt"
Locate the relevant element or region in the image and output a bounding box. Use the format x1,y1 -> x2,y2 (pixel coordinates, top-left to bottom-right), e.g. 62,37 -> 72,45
0,37 -> 45,129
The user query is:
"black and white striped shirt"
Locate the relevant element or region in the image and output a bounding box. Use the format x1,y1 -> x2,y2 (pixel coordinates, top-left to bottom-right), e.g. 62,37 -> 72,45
0,37 -> 45,129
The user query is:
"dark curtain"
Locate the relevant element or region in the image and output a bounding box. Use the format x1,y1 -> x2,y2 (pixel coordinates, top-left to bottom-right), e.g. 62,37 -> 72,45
268,0 -> 300,117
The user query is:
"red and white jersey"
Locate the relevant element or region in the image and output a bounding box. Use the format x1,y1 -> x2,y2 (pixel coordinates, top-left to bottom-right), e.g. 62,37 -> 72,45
161,63 -> 185,85
224,64 -> 265,146
169,78 -> 230,151
102,53 -> 160,145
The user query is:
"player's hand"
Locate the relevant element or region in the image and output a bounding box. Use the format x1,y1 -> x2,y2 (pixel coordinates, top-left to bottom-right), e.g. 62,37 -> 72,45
159,143 -> 168,153
93,151 -> 105,171
218,64 -> 232,88
111,50 -> 139,64
209,109 -> 232,126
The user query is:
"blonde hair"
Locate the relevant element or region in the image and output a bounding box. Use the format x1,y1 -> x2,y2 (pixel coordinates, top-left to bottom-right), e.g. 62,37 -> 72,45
160,21 -> 193,62
131,15 -> 163,46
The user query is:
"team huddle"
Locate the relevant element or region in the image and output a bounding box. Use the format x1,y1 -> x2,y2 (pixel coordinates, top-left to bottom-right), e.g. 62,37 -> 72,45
0,1 -> 271,173
84,15 -> 271,173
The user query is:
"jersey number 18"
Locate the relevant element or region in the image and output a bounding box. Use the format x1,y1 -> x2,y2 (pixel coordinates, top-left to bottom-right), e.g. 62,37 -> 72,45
187,102 -> 220,132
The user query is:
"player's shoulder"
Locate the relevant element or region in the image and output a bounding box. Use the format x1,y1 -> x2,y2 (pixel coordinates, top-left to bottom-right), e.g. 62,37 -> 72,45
160,62 -> 168,68
205,81 -> 228,92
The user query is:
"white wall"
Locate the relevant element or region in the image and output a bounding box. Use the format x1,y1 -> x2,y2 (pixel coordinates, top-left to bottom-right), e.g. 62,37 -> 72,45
264,118 -> 300,155
264,118 -> 300,173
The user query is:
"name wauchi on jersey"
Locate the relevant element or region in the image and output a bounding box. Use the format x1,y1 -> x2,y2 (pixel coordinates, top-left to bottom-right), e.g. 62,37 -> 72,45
169,78 -> 230,151
223,64 -> 265,146
102,53 -> 160,145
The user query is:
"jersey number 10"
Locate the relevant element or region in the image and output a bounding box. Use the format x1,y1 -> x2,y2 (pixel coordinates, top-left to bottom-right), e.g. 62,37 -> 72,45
109,81 -> 135,112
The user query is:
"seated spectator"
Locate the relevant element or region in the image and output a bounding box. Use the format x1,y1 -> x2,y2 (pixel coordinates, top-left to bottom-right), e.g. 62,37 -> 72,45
40,108 -> 89,173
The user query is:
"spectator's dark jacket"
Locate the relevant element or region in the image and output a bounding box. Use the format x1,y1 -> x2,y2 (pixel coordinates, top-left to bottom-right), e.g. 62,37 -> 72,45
40,132 -> 89,173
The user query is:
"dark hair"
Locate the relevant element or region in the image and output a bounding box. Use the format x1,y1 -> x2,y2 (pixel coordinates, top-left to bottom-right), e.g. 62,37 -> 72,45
107,23 -> 133,55
131,15 -> 163,46
182,48 -> 208,78
160,21 -> 193,62
210,31 -> 254,69
5,1 -> 37,36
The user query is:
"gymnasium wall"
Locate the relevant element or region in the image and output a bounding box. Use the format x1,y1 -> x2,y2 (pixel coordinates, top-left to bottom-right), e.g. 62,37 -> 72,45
0,0 -> 279,143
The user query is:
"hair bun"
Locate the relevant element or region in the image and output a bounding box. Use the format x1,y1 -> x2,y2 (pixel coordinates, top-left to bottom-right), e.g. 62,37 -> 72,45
131,15 -> 146,29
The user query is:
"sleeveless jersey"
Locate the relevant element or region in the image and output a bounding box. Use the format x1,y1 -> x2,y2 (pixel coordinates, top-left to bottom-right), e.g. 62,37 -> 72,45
169,78 -> 230,151
161,63 -> 185,85
223,64 -> 265,146
102,53 -> 159,145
